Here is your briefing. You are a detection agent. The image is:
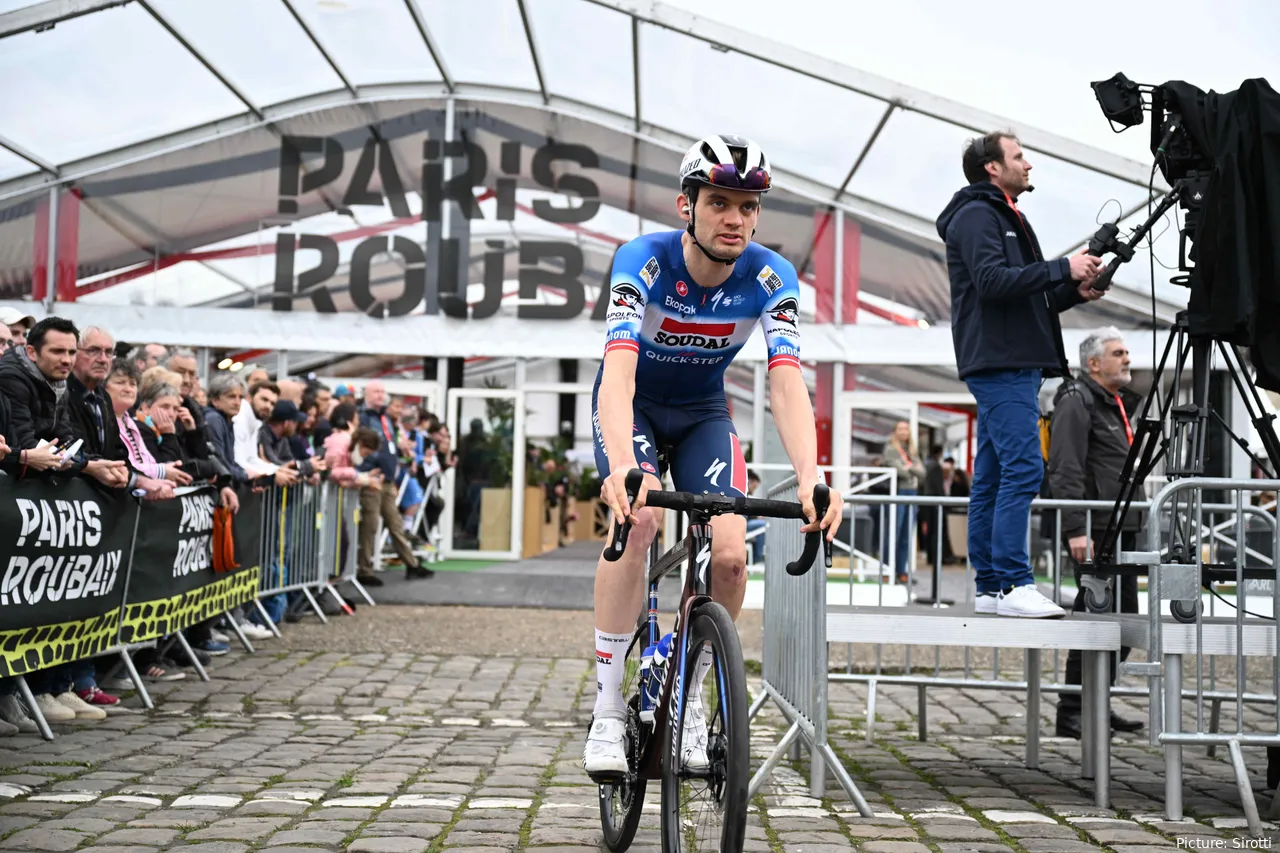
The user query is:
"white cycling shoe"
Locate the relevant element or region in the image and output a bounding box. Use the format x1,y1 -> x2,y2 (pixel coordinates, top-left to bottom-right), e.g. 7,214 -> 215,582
583,714 -> 629,776
681,699 -> 710,772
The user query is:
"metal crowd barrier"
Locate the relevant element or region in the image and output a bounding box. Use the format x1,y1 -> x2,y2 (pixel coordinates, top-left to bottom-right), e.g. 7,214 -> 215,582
748,475 -> 873,815
372,472 -> 439,571
757,483 -> 1280,818
256,482 -> 361,625
318,481 -> 376,609
1133,477 -> 1280,835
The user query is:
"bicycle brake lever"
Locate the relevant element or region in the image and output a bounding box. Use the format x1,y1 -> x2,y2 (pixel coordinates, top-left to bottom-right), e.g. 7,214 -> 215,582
603,468 -> 646,562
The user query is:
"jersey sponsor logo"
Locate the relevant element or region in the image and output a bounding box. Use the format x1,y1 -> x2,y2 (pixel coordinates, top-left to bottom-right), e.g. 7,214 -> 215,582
769,296 -> 799,327
757,265 -> 784,296
641,461 -> 656,474
645,351 -> 725,365
611,281 -> 644,310
654,317 -> 734,350
639,257 -> 660,288
664,295 -> 695,315
675,280 -> 688,297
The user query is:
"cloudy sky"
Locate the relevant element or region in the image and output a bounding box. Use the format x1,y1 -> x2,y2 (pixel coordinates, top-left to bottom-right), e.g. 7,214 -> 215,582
665,0 -> 1278,164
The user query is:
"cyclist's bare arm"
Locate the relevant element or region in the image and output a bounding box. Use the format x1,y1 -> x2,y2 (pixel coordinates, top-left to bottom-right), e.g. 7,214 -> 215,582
758,260 -> 843,540
767,364 -> 840,537
598,349 -> 650,524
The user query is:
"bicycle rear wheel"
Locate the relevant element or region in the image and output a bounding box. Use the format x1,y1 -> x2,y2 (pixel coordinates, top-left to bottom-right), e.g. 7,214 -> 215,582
660,601 -> 748,852
599,625 -> 649,852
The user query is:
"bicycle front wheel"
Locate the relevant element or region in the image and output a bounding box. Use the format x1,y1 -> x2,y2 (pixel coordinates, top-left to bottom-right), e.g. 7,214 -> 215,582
660,601 -> 749,853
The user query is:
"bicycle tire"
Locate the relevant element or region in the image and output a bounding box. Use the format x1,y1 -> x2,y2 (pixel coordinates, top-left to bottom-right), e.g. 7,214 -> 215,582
660,601 -> 749,853
599,625 -> 650,851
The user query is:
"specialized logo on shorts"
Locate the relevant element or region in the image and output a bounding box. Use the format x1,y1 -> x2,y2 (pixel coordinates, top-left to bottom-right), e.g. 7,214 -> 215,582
639,257 -> 660,288
633,433 -> 651,455
757,265 -> 784,296
704,458 -> 727,488
675,280 -> 688,297
655,317 -> 734,350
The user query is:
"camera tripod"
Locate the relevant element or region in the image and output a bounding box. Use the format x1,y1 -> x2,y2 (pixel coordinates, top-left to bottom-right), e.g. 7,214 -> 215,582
1080,310 -> 1280,617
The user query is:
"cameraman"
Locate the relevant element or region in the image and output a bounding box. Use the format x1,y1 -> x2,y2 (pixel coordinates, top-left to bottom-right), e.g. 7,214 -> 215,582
936,130 -> 1106,619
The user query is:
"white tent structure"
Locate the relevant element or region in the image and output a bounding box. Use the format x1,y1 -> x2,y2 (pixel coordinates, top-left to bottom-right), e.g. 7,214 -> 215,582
0,0 -> 1236,557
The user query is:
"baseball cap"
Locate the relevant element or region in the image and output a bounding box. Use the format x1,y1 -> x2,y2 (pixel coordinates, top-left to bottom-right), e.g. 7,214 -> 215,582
334,383 -> 352,397
270,399 -> 307,423
0,307 -> 36,328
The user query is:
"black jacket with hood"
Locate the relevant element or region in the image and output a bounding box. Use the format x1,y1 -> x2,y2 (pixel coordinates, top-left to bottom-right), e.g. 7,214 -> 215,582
0,345 -> 86,478
936,182 -> 1086,380
1047,374 -> 1143,540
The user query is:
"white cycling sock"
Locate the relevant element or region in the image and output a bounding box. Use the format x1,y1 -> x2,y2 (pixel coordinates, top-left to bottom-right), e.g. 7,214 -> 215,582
688,644 -> 714,703
593,628 -> 631,718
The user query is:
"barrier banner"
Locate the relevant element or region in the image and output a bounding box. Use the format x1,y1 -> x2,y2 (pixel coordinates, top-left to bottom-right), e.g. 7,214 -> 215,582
0,475 -> 136,678
120,486 -> 259,644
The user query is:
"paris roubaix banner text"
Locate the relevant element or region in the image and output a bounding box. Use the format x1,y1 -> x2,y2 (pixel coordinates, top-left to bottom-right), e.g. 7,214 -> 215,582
0,475 -> 136,678
121,485 -> 261,645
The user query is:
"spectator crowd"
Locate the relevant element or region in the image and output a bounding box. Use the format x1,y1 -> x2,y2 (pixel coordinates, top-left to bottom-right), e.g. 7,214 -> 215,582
0,308 -> 454,736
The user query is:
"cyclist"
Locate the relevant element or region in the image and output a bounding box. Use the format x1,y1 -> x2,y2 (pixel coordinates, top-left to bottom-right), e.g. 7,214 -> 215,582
585,134 -> 844,775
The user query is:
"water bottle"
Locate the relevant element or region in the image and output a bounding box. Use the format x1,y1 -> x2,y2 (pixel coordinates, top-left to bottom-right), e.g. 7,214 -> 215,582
639,643 -> 658,723
641,632 -> 675,723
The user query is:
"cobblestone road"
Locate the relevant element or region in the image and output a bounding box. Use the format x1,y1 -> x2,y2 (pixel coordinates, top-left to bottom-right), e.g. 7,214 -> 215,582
1,623 -> 1277,851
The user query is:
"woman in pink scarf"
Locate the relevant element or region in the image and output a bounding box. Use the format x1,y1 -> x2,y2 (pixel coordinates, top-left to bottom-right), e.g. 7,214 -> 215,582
104,359 -> 190,498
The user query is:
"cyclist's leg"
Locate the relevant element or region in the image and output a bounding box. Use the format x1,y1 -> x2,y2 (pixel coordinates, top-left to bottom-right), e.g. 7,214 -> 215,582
669,414 -> 749,620
668,411 -> 748,769
586,386 -> 662,772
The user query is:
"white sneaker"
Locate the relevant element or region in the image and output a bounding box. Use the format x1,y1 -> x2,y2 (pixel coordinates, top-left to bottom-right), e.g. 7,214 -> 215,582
34,693 -> 76,722
681,699 -> 710,772
583,714 -> 628,776
975,594 -> 998,614
0,695 -> 36,733
210,629 -> 230,644
239,622 -> 273,641
996,584 -> 1066,619
54,691 -> 107,720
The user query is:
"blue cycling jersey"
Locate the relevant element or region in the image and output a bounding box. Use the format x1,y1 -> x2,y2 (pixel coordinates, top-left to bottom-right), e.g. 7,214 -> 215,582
602,230 -> 803,405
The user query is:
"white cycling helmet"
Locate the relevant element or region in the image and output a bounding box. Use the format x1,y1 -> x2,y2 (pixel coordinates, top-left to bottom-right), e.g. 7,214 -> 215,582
678,134 -> 772,265
678,134 -> 772,194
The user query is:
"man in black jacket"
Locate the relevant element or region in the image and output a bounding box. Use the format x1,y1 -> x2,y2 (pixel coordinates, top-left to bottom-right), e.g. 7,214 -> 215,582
1048,327 -> 1144,737
204,372 -> 249,484
936,131 -> 1105,619
66,325 -> 169,498
0,316 -> 126,487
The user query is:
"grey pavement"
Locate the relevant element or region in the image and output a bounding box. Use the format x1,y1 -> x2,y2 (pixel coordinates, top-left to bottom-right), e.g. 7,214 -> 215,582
2,637 -> 1278,852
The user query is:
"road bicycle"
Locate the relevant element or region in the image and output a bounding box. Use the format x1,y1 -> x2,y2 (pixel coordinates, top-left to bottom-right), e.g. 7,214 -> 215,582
592,468 -> 832,852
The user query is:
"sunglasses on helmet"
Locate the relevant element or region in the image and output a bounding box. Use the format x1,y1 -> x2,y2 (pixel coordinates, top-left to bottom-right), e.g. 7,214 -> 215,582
706,163 -> 771,191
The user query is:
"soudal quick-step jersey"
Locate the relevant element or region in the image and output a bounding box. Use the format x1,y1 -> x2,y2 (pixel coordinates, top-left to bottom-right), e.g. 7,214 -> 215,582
602,230 -> 802,405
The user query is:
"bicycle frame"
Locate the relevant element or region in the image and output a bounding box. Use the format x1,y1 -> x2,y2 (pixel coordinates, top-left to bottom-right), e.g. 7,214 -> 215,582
637,509 -> 716,781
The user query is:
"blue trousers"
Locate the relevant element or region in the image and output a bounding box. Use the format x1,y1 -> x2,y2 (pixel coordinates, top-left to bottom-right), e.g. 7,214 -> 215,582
965,369 -> 1044,595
